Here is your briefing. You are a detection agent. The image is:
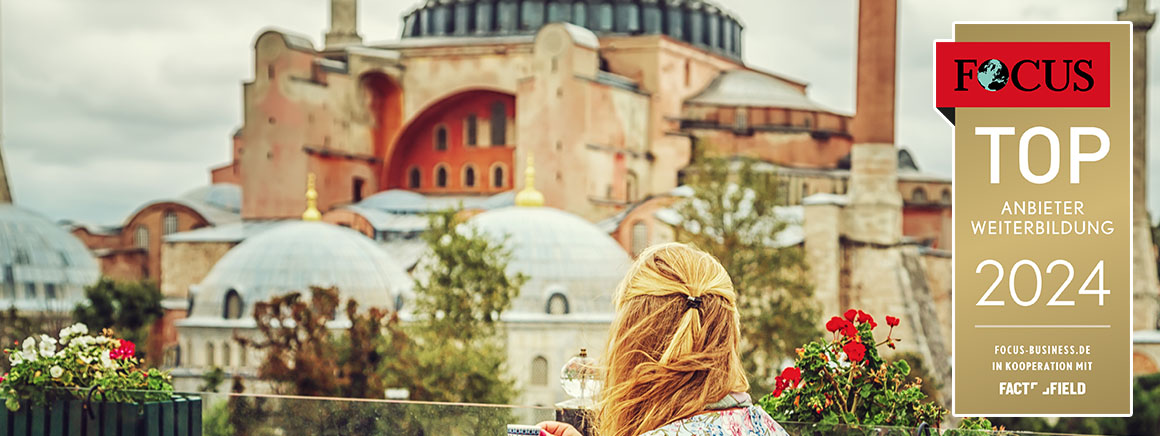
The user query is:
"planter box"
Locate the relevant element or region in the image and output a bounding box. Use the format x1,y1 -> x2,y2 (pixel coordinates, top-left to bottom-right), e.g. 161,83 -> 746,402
0,396 -> 201,436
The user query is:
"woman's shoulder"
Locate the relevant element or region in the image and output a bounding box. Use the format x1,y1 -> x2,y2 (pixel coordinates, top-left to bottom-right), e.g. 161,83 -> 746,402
639,405 -> 790,436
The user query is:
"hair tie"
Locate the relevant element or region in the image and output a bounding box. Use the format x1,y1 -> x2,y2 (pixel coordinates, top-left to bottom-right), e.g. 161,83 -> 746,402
685,295 -> 702,311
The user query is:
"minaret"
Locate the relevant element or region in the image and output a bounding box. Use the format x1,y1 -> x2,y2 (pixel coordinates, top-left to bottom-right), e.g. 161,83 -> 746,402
0,3 -> 12,204
846,0 -> 902,244
303,173 -> 322,221
324,0 -> 362,48
1119,0 -> 1160,331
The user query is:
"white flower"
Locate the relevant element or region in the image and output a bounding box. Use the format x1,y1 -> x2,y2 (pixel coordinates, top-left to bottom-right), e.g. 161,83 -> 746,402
439,234 -> 452,246
38,336 -> 56,358
8,351 -> 23,365
50,366 -> 63,378
100,350 -> 116,369
71,323 -> 88,336
21,337 -> 37,360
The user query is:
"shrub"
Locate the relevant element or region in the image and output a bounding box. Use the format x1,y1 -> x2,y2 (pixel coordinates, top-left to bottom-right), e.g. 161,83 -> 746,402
0,323 -> 172,411
758,310 -> 945,428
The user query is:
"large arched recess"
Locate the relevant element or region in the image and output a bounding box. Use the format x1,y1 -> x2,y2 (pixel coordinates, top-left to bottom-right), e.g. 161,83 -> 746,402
384,89 -> 515,195
361,72 -> 404,164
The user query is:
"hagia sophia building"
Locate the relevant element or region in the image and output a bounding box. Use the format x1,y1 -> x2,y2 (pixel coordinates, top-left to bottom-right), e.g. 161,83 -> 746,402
7,0 -> 1158,407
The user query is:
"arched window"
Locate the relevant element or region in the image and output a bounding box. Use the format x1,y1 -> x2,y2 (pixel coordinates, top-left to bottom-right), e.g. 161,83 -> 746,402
435,165 -> 449,188
911,187 -> 928,204
490,101 -> 507,146
434,126 -> 448,151
941,188 -> 951,204
465,114 -> 478,146
546,293 -> 569,315
631,221 -> 648,256
205,342 -> 216,368
222,342 -> 232,367
492,163 -> 507,188
163,211 -> 178,235
531,356 -> 549,386
134,226 -> 149,250
464,165 -> 477,188
224,290 -> 243,319
409,167 -> 422,189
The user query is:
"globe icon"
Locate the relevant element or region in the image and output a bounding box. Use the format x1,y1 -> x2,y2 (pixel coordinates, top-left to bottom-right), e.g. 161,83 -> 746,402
977,59 -> 1009,91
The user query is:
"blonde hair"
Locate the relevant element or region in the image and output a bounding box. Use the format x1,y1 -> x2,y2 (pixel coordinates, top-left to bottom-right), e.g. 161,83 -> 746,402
595,243 -> 749,436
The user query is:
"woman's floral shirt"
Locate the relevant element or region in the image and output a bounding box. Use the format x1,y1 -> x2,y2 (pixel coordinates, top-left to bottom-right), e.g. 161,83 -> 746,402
638,405 -> 790,436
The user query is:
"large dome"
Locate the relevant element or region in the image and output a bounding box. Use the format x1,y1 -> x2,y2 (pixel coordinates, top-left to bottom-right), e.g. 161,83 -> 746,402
401,0 -> 743,59
0,204 -> 99,311
187,221 -> 412,321
468,206 -> 631,315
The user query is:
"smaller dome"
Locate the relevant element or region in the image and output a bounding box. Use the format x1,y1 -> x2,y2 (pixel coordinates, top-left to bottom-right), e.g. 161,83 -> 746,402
468,206 -> 630,315
359,190 -> 430,213
188,221 -> 412,320
181,183 -> 241,214
0,204 -> 100,311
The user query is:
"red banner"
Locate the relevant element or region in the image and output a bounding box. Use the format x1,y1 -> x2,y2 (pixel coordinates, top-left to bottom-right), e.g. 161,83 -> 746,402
935,42 -> 1110,108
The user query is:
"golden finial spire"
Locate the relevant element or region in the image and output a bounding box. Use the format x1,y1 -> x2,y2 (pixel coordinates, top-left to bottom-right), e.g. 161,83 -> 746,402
515,153 -> 544,207
303,173 -> 322,221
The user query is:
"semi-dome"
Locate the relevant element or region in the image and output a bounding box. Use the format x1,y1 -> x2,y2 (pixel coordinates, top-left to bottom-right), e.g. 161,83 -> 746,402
187,221 -> 412,321
0,204 -> 99,311
401,0 -> 744,59
180,183 -> 242,214
468,205 -> 631,315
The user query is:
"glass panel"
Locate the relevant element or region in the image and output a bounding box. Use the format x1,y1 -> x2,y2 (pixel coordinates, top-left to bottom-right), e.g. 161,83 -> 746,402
433,5 -> 450,36
614,4 -> 640,33
521,0 -> 544,31
476,2 -> 494,33
24,282 -> 36,299
595,4 -> 613,31
44,283 -> 56,300
547,2 -> 571,23
571,2 -> 587,27
688,10 -> 703,45
497,1 -> 519,34
707,13 -> 720,48
642,4 -> 662,33
666,7 -> 683,39
454,4 -> 473,35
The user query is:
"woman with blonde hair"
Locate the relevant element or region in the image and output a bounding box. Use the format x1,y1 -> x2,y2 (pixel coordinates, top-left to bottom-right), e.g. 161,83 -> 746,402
539,242 -> 788,436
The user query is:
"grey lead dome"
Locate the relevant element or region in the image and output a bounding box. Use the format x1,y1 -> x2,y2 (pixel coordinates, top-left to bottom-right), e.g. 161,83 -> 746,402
187,221 -> 412,320
402,0 -> 744,59
0,204 -> 99,311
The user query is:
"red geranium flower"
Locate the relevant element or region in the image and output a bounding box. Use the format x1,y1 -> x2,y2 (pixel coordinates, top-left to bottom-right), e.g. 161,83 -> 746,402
780,366 -> 802,388
772,376 -> 787,397
886,316 -> 900,327
843,309 -> 858,322
856,311 -> 877,328
110,339 -> 136,360
840,322 -> 858,338
843,342 -> 866,362
825,316 -> 846,332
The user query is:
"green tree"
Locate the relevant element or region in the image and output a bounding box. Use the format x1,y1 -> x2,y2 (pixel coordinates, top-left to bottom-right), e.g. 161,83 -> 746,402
72,278 -> 163,358
676,153 -> 820,394
398,208 -> 527,403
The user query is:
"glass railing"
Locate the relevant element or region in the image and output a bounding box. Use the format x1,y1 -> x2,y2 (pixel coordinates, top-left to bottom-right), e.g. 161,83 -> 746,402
0,389 -> 1104,436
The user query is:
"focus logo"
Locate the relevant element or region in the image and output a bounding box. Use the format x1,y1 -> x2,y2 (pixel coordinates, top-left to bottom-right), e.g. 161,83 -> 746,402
936,42 -> 1109,109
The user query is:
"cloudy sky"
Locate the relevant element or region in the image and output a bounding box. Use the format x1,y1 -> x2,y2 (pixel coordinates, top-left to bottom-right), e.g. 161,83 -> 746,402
0,0 -> 1148,225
